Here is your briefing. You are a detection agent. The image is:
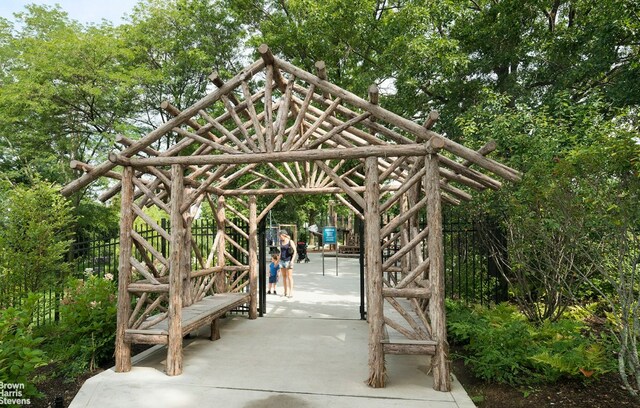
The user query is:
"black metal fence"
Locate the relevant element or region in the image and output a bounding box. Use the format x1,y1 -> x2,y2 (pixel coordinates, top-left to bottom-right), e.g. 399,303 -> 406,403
70,218 -> 243,279
0,283 -> 61,327
70,235 -> 119,280
442,215 -> 508,305
380,215 -> 508,306
0,218 -> 250,326
1,214 -> 504,325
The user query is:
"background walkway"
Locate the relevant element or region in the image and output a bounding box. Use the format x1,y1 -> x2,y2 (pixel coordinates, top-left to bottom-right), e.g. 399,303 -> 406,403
70,253 -> 475,408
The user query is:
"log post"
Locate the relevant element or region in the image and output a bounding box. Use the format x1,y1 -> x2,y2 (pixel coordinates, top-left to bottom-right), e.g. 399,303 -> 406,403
423,110 -> 439,130
364,156 -> 385,388
369,84 -> 379,127
258,44 -> 286,92
210,319 -> 221,341
248,195 -> 258,319
315,61 -> 330,100
408,162 -> 425,273
424,138 -> 451,391
368,84 -> 379,105
167,164 -> 185,376
215,196 -> 227,293
182,202 -> 193,308
115,166 -> 134,372
264,63 -> 275,152
400,194 -> 410,278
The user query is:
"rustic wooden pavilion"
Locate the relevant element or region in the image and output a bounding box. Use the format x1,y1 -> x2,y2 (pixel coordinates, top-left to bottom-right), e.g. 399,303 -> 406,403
62,44 -> 521,392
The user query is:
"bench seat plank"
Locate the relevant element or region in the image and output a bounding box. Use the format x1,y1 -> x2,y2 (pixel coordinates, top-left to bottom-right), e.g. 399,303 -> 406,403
125,293 -> 250,344
381,339 -> 436,345
156,293 -> 250,333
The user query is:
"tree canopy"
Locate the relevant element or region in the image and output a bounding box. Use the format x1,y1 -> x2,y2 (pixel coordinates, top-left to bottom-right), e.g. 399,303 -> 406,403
0,0 -> 638,280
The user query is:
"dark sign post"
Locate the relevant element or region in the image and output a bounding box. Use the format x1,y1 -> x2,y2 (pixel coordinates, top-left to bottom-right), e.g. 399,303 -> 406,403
323,226 -> 338,276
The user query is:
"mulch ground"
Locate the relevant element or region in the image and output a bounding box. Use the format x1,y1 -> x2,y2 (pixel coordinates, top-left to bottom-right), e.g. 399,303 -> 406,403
30,365 -> 102,408
452,358 -> 639,407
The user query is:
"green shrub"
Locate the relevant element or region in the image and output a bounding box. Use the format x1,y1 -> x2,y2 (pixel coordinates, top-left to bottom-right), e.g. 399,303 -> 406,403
447,301 -> 614,386
529,318 -> 613,381
453,302 -> 541,385
52,274 -> 117,378
445,298 -> 477,345
0,181 -> 74,302
0,295 -> 46,399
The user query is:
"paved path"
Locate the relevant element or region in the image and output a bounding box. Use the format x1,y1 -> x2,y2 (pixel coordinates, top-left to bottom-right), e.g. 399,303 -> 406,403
70,253 -> 475,408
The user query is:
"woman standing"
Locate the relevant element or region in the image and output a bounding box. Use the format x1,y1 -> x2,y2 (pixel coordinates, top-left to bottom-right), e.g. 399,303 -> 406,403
279,230 -> 296,298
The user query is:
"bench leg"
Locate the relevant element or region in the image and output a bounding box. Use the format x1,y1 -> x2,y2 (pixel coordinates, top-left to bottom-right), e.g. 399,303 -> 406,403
210,318 -> 221,341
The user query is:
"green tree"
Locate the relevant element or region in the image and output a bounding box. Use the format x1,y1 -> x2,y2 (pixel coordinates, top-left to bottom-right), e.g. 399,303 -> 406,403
121,0 -> 244,138
228,0 -> 640,129
0,181 -> 75,304
0,5 -> 144,193
0,5 -> 154,242
562,109 -> 640,396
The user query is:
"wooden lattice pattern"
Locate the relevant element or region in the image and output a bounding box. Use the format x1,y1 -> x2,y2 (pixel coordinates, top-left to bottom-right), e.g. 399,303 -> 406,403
62,45 -> 520,390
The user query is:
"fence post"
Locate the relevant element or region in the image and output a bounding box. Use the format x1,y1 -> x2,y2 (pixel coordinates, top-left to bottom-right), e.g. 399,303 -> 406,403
258,218 -> 267,316
161,218 -> 168,258
248,196 -> 258,319
487,219 -> 509,303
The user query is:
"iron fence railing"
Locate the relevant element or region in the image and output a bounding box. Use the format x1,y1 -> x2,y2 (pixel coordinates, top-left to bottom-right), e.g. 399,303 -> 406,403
1,215 -> 504,325
0,218 -> 251,326
441,215 -> 508,305
381,215 -> 508,306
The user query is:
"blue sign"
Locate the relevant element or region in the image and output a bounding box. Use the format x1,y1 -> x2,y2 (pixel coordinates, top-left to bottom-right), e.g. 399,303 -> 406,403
323,227 -> 337,244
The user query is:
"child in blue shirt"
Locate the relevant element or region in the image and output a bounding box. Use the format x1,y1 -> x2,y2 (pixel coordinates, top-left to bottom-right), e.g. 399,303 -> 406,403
268,254 -> 280,295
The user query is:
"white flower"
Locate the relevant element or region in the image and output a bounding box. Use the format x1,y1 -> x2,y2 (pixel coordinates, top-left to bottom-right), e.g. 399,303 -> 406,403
104,273 -> 114,281
90,301 -> 97,308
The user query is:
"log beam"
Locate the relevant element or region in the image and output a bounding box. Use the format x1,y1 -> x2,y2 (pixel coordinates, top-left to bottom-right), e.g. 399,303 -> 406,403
128,283 -> 170,293
61,58 -> 266,196
109,143 -> 431,167
257,194 -> 284,223
70,160 -> 122,180
382,343 -> 435,355
382,287 -> 431,299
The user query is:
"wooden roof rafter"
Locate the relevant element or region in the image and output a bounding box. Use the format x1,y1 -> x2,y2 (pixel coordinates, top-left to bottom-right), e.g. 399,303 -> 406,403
63,45 -> 521,211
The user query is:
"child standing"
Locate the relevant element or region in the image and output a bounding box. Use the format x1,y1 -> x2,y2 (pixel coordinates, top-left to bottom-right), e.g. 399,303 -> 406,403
268,254 -> 280,295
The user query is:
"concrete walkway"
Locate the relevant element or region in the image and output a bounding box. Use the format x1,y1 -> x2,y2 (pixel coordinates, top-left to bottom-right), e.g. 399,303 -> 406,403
70,253 -> 475,408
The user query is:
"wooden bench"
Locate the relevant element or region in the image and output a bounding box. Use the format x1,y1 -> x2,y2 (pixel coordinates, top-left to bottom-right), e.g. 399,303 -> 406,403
124,292 -> 251,345
382,297 -> 436,356
338,245 -> 360,254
